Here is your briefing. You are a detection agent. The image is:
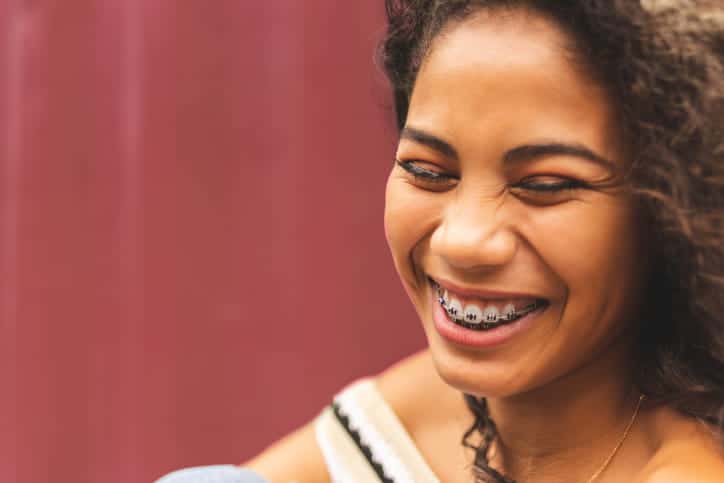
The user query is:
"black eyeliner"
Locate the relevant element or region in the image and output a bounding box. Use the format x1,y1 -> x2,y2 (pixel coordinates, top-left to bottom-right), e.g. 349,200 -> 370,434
515,178 -> 588,193
396,160 -> 452,183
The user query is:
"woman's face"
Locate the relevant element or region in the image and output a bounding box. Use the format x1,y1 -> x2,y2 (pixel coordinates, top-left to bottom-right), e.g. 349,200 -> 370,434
384,9 -> 649,398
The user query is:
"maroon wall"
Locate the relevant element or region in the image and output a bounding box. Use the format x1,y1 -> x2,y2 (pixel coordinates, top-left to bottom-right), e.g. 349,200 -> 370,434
1,1 -> 426,482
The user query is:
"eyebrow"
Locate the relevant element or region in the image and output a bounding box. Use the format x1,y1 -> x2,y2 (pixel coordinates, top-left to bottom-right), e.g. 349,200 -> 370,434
503,143 -> 616,171
400,127 -> 459,160
400,126 -> 616,171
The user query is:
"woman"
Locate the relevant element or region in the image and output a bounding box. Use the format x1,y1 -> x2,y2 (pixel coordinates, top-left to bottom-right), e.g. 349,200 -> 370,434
158,1 -> 724,481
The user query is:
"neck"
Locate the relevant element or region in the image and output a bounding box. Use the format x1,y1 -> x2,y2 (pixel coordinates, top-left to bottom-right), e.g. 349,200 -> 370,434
486,335 -> 641,481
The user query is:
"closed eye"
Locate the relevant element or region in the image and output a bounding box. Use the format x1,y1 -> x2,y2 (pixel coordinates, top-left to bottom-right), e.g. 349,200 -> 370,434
510,176 -> 590,205
396,160 -> 457,189
513,177 -> 588,192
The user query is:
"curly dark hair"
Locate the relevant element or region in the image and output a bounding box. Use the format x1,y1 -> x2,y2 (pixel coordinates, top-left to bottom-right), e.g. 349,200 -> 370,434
379,1 -> 724,481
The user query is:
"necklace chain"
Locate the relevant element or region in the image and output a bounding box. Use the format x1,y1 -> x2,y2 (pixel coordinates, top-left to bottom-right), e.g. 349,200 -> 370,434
585,394 -> 645,483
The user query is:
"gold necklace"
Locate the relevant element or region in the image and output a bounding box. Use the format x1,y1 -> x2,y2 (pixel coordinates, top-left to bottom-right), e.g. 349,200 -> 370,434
585,394 -> 645,483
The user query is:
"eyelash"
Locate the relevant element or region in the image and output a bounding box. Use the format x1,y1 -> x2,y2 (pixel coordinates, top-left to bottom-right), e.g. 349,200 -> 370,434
397,160 -> 451,184
516,178 -> 586,192
396,160 -> 589,193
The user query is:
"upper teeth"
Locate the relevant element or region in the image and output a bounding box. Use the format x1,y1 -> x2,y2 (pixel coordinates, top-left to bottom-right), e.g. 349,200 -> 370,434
433,280 -> 539,324
502,303 -> 516,319
483,306 -> 500,322
446,297 -> 514,324
463,304 -> 483,324
446,298 -> 463,318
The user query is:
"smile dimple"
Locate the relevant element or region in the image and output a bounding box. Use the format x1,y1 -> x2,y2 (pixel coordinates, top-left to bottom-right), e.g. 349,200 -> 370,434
429,278 -> 543,326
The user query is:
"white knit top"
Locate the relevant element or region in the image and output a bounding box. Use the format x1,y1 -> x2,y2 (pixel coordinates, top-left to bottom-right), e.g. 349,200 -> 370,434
314,378 -> 440,483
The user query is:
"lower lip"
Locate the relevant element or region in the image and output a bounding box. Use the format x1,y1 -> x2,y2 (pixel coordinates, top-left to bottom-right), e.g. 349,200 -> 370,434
431,288 -> 546,349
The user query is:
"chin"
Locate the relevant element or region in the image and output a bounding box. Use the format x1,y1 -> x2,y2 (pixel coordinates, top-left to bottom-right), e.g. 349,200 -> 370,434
424,328 -> 531,398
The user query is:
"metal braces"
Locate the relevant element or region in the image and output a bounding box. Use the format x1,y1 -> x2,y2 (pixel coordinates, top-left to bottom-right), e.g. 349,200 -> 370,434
437,290 -> 538,324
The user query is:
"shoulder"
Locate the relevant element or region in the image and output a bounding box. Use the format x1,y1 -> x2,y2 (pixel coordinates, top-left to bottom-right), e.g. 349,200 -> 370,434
374,349 -> 477,482
243,349 -> 462,483
375,349 -> 460,411
639,454 -> 724,483
242,349 -> 443,483
636,409 -> 724,483
374,349 -> 440,412
375,349 -> 466,432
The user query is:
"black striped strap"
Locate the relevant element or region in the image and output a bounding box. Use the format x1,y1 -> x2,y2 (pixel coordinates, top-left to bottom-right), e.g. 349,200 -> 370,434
330,401 -> 395,483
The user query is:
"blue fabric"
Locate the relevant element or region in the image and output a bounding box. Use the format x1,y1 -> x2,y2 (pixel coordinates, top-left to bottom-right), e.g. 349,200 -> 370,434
155,465 -> 269,483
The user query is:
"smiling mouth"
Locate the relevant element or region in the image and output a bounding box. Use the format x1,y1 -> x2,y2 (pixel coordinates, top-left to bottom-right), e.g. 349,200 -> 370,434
429,278 -> 549,331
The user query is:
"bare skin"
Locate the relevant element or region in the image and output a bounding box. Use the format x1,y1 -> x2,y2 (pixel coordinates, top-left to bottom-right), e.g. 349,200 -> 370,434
244,350 -> 724,482
247,7 -> 724,483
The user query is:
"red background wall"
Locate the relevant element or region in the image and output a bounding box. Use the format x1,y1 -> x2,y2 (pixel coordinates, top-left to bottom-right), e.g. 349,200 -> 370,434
1,1 -> 426,482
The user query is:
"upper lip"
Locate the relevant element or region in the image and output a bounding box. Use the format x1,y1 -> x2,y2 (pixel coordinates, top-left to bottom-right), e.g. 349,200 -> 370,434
429,276 -> 547,301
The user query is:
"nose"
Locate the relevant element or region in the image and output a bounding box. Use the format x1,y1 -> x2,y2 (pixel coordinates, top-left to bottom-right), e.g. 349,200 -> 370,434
430,191 -> 518,272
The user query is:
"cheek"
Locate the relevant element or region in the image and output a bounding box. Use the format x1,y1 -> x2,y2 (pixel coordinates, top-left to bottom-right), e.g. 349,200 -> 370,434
568,205 -> 640,286
384,175 -> 443,277
532,199 -> 645,331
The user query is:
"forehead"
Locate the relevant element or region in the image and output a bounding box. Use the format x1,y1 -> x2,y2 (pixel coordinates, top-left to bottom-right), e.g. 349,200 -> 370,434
428,8 -> 571,74
408,9 -> 621,162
